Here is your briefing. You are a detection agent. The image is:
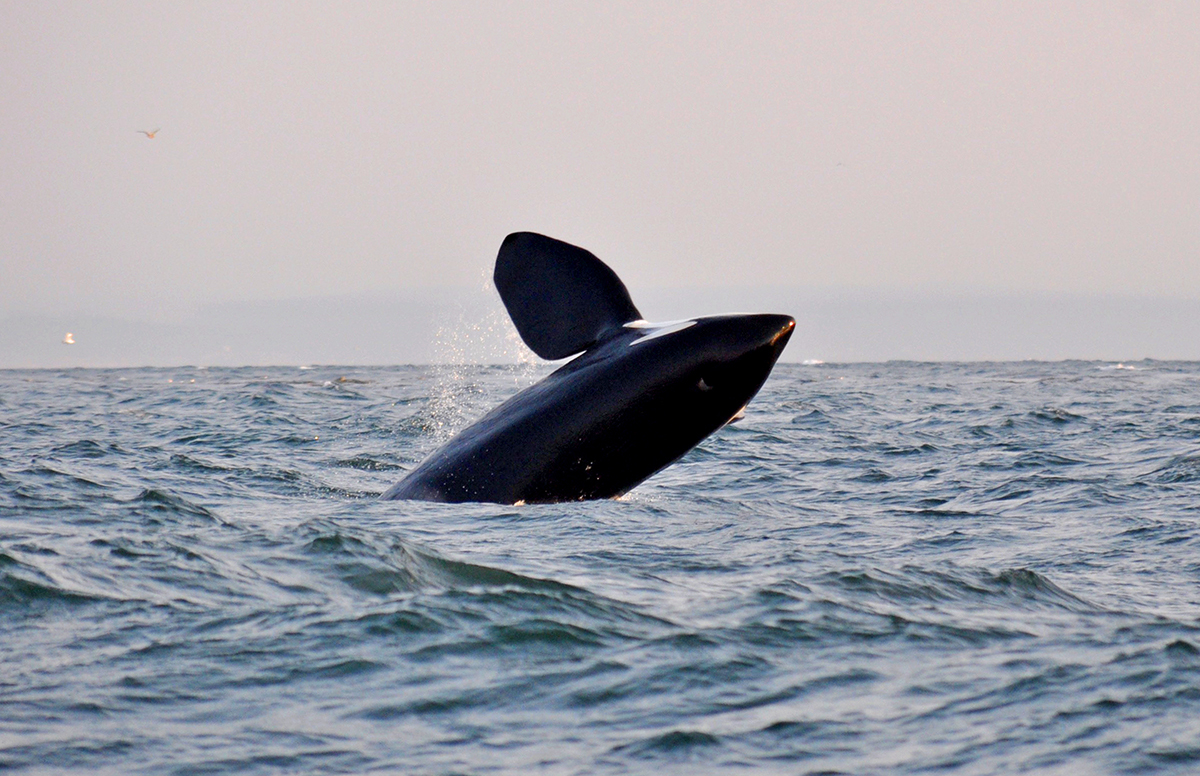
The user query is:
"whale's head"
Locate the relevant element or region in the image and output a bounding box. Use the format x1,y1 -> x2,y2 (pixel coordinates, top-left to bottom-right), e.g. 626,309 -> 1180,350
621,313 -> 795,426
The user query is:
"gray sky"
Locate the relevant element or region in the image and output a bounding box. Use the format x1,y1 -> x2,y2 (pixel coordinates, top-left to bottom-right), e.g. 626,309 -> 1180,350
2,2 -> 1199,365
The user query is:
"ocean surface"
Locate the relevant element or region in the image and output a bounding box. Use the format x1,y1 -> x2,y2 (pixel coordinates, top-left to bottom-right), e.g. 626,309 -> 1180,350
3,361 -> 1200,775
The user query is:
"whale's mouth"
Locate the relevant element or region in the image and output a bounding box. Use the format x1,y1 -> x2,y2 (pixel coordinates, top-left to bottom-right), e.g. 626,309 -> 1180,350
771,318 -> 796,349
765,318 -> 796,365
734,315 -> 795,364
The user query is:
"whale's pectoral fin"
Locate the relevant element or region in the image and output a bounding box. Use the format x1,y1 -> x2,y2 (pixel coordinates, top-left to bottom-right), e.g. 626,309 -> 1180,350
494,232 -> 643,360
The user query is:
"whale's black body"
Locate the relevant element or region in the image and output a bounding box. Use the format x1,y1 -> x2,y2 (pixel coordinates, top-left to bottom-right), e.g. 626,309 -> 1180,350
383,233 -> 794,504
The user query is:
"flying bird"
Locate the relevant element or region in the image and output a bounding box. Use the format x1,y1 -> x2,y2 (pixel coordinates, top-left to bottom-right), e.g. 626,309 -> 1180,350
137,128 -> 160,139
63,333 -> 75,345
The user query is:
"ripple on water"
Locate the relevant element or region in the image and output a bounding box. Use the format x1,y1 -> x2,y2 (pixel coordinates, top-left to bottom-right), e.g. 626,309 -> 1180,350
2,362 -> 1200,774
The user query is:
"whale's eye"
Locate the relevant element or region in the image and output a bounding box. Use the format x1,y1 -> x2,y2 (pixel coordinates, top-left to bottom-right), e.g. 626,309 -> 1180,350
697,377 -> 715,392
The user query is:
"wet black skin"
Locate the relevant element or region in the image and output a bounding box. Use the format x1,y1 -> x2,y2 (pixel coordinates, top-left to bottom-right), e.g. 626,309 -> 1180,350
382,314 -> 794,504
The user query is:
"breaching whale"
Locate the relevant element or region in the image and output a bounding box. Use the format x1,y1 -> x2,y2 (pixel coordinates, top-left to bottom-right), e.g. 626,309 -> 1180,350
383,232 -> 794,504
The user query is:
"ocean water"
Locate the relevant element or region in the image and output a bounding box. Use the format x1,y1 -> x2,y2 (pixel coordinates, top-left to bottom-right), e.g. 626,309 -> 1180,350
2,361 -> 1200,775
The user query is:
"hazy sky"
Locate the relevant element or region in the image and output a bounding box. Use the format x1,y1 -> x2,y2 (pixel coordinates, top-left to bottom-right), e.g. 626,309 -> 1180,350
2,2 -> 1199,363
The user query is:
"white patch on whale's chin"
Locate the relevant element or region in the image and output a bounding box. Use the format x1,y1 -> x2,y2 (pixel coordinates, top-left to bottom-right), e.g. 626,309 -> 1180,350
624,319 -> 696,346
724,406 -> 747,426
